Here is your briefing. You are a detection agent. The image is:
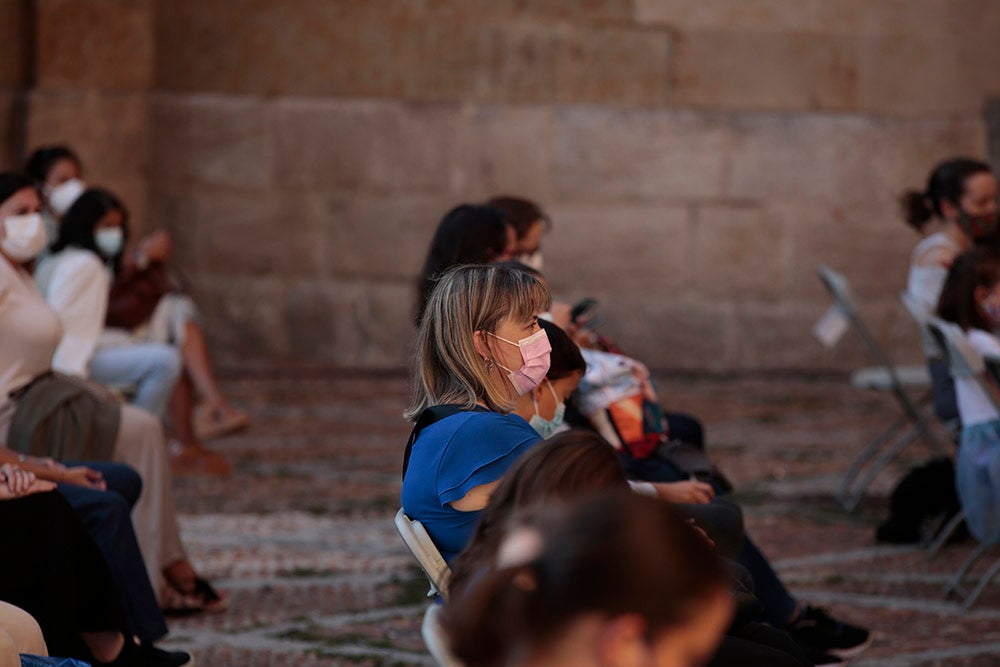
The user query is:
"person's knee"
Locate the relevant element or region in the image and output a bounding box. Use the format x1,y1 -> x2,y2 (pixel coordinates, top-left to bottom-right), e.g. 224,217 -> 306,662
152,346 -> 182,381
0,602 -> 46,657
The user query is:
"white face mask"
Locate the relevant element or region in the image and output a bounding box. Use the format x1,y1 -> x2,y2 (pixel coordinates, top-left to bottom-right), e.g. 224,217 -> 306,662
518,251 -> 544,271
94,227 -> 124,258
1,213 -> 47,262
47,178 -> 86,217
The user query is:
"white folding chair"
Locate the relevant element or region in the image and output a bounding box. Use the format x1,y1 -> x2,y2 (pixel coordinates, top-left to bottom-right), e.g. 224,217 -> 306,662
393,509 -> 462,665
394,508 -> 451,600
816,266 -> 945,511
925,318 -> 1000,608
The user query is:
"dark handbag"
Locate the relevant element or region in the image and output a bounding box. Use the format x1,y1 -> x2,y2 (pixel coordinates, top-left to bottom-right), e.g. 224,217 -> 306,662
105,263 -> 175,330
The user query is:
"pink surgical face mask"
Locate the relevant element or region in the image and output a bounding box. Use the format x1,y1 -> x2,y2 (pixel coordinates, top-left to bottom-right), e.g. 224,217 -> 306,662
488,328 -> 551,396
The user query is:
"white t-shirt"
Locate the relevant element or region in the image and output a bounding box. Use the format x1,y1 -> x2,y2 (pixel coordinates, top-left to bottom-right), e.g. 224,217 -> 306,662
34,248 -> 110,377
955,328 -> 1000,426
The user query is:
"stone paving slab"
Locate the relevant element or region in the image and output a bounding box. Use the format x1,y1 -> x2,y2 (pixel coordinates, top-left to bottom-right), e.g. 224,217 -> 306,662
161,372 -> 999,666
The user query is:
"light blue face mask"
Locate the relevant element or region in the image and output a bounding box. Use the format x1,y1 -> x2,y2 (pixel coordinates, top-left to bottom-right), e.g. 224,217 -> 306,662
529,379 -> 565,439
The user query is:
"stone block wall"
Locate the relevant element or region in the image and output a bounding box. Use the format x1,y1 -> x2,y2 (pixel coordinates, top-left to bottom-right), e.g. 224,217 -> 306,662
8,1 -> 1000,371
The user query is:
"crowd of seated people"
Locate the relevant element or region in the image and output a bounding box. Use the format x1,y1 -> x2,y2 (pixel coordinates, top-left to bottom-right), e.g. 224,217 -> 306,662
0,143 -> 258,665
401,199 -> 880,666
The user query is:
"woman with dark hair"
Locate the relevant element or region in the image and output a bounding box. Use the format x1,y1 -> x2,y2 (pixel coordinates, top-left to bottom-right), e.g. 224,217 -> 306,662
23,145 -> 85,237
413,204 -> 516,324
0,174 -> 226,616
443,491 -> 732,667
35,188 -> 183,424
903,158 -> 998,424
936,248 -> 1000,547
487,195 -> 550,270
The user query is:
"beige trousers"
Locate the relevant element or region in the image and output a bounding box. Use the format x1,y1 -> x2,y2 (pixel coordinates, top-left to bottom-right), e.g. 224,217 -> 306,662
111,404 -> 187,600
0,601 -> 47,666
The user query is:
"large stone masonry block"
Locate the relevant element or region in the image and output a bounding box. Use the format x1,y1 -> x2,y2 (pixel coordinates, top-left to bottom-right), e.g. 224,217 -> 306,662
634,0 -> 864,32
27,90 -> 148,180
0,92 -> 26,170
693,205 -> 787,300
552,108 -> 730,201
780,201 -> 913,304
284,280 -> 412,368
727,114 -> 906,205
733,299 -> 873,371
543,203 -> 693,294
452,106 -> 555,201
323,194 -> 459,283
896,119 -> 987,188
183,273 -> 291,362
0,0 -> 29,88
671,29 -> 858,112
586,295 -> 736,371
150,96 -> 273,189
171,189 -> 328,278
272,99 -> 461,195
156,0 -> 665,105
36,0 -> 153,90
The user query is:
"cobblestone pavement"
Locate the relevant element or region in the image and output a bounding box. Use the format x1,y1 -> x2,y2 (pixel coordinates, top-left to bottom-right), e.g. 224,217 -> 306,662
162,372 -> 1000,666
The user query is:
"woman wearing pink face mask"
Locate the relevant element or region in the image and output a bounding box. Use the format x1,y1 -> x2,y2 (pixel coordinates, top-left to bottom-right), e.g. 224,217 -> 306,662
402,264 -> 551,563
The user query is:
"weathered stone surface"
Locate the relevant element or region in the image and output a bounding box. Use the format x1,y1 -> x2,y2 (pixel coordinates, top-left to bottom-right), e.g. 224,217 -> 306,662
150,96 -> 273,189
552,108 -> 730,201
0,0 -> 30,88
0,92 -> 27,170
693,204 -> 788,299
671,30 -> 858,112
184,274 -> 291,361
323,194 -> 455,283
727,114 -> 907,205
284,280 -> 412,368
545,203 -> 693,293
155,0 -> 668,105
35,0 -> 154,90
271,99 -> 460,195
452,106 -> 555,201
634,0 -> 865,31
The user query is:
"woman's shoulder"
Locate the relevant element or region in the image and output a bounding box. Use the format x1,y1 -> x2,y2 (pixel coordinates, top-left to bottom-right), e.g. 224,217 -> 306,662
449,410 -> 535,436
967,328 -> 1000,354
912,232 -> 961,268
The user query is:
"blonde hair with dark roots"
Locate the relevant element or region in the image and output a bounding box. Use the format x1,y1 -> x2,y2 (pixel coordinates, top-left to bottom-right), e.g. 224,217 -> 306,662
405,264 -> 550,421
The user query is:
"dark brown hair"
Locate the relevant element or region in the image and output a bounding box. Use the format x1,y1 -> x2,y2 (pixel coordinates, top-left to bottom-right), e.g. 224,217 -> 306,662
488,195 -> 552,238
901,158 -> 993,232
937,247 -> 1000,331
539,318 -> 585,381
448,431 -> 628,602
442,491 -> 728,667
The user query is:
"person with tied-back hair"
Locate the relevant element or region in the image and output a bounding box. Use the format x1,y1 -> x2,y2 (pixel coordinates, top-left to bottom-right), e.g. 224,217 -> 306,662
413,204 -> 516,326
442,492 -> 733,667
903,158 -> 998,424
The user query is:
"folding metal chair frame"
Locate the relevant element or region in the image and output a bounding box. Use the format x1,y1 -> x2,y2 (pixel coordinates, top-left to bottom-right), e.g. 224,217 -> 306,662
925,319 -> 1000,608
816,266 -> 945,511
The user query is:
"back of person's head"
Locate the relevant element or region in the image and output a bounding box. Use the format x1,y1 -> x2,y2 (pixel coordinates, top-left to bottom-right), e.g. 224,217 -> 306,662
488,195 -> 552,239
0,173 -> 34,207
52,187 -> 128,257
406,263 -> 550,420
937,247 -> 1000,331
443,491 -> 730,667
415,204 -> 512,324
901,158 -> 993,232
449,430 -> 626,599
539,318 -> 585,381
24,145 -> 81,186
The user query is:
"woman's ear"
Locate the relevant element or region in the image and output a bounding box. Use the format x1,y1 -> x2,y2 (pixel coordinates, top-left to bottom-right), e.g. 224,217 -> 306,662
473,330 -> 492,362
941,197 -> 960,221
595,614 -> 650,667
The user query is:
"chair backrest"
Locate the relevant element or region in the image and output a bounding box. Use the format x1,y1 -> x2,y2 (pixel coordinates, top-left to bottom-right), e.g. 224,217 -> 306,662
926,317 -> 984,378
900,290 -> 946,359
816,265 -> 894,370
394,508 -> 451,600
422,603 -> 464,667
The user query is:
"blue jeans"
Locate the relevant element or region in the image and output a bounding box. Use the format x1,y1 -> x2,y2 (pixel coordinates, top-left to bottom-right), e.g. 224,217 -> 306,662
59,461 -> 169,643
89,343 -> 181,419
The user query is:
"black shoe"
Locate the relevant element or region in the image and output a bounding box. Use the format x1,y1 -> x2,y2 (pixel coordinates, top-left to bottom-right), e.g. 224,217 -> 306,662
786,606 -> 872,659
98,641 -> 194,667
